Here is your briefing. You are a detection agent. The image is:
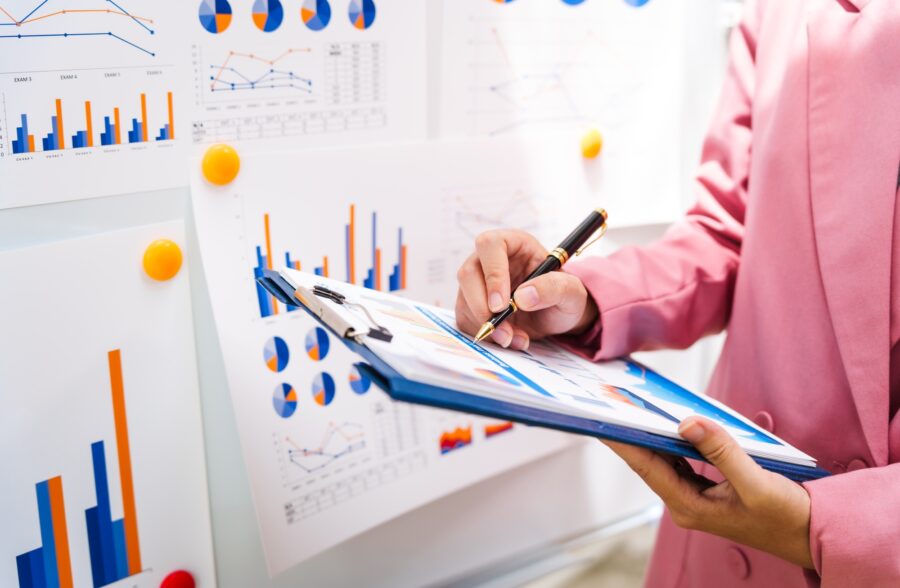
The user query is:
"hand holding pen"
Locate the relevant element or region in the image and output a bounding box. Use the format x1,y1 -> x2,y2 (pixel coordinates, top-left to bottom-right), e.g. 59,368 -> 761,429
455,209 -> 608,350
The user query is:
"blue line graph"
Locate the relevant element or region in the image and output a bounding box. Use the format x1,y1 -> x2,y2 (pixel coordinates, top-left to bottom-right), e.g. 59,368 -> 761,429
208,49 -> 314,94
0,0 -> 156,57
285,422 -> 366,474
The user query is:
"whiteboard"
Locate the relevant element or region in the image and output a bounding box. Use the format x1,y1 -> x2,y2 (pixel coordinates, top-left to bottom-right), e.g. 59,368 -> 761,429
0,0 -> 734,585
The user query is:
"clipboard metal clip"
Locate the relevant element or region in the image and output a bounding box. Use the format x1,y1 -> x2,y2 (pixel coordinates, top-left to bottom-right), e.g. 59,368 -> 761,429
304,285 -> 394,343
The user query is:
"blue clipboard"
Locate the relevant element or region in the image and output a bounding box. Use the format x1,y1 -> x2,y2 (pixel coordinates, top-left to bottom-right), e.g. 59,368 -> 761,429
258,270 -> 830,482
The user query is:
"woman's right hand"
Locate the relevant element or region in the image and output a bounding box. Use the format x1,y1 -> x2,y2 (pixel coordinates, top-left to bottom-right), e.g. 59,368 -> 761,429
455,229 -> 599,350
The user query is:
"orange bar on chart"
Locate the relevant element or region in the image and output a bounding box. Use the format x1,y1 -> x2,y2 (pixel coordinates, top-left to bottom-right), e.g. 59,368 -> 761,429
322,256 -> 329,278
48,476 -> 74,588
263,213 -> 279,314
113,107 -> 122,145
348,205 -> 356,284
108,349 -> 142,575
401,245 -> 408,290
84,101 -> 94,148
28,135 -> 35,152
140,93 -> 148,143
55,99 -> 65,149
167,91 -> 175,140
375,248 -> 382,291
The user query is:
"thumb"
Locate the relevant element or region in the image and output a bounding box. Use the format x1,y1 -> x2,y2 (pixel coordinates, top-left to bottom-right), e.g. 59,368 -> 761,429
678,417 -> 767,493
513,272 -> 587,316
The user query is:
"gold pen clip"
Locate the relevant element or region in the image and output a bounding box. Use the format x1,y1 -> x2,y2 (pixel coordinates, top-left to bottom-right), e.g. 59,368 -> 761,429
574,210 -> 608,256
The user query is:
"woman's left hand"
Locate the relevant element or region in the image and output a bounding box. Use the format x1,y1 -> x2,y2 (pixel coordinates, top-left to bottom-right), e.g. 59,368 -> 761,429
603,416 -> 814,569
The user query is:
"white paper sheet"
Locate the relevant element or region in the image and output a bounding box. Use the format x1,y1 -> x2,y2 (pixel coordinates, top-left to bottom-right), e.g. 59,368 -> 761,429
0,223 -> 215,587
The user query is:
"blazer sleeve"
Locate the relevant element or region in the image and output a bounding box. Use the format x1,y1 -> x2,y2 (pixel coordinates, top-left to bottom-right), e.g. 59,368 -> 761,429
562,0 -> 759,361
802,463 -> 900,586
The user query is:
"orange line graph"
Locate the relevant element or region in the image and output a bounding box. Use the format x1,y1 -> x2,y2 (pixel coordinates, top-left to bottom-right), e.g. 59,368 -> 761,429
0,7 -> 154,26
209,48 -> 312,88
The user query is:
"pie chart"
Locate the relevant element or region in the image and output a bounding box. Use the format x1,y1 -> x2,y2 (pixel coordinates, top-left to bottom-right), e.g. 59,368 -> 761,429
312,372 -> 336,406
252,0 -> 284,32
305,326 -> 330,361
263,336 -> 289,372
198,0 -> 232,34
561,0 -> 586,4
301,0 -> 331,31
349,365 -> 372,395
348,0 -> 376,30
273,383 -> 298,418
623,0 -> 651,6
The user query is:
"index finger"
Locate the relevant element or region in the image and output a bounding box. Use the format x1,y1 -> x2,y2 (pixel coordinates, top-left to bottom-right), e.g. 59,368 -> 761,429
474,231 -> 511,313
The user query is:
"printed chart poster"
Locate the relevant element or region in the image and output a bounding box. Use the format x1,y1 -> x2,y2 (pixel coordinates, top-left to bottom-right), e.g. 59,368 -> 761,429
0,223 -> 216,587
441,0 -> 687,225
188,0 -> 426,149
0,0 -> 193,209
191,139 -> 576,575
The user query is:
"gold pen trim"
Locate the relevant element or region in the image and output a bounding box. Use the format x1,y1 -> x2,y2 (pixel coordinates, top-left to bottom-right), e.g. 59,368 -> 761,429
549,247 -> 570,265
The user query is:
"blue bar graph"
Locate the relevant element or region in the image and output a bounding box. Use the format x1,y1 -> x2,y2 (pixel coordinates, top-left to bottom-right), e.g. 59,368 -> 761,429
127,119 -> 143,144
12,114 -> 31,154
15,476 -> 71,588
42,116 -> 60,152
100,117 -> 117,146
155,124 -> 170,141
84,441 -> 133,588
254,246 -> 274,318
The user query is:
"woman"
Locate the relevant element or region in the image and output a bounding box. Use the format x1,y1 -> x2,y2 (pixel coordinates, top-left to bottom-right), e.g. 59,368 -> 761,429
455,1 -> 899,585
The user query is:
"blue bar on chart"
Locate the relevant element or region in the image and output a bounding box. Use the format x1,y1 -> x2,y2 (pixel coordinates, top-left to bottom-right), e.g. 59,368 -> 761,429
362,212 -> 382,291
100,115 -> 118,146
85,441 -> 130,587
155,124 -> 171,141
15,476 -> 74,588
254,245 -> 276,318
388,228 -> 407,292
127,119 -> 144,144
12,114 -> 35,154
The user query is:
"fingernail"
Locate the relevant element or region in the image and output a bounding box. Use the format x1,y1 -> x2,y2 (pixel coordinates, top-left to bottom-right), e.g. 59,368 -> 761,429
511,334 -> 529,350
678,420 -> 705,443
515,286 -> 538,309
488,292 -> 504,312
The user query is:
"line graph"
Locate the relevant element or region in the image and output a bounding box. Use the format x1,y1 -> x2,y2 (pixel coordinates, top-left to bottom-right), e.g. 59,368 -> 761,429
285,422 -> 367,474
208,48 -> 313,95
0,0 -> 157,57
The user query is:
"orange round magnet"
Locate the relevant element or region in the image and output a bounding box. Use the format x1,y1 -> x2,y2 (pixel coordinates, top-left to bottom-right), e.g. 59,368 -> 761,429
580,128 -> 603,159
143,239 -> 183,281
201,143 -> 241,185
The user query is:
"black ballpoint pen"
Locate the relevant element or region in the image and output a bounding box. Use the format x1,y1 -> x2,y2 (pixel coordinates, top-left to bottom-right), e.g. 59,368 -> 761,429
474,208 -> 608,344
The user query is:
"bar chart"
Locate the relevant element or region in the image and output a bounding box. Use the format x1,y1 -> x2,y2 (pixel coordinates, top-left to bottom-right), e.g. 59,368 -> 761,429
252,205 -> 408,319
11,92 -> 175,155
15,350 -> 143,588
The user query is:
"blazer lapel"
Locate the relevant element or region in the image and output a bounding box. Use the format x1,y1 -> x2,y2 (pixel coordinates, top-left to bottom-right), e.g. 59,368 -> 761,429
806,0 -> 900,465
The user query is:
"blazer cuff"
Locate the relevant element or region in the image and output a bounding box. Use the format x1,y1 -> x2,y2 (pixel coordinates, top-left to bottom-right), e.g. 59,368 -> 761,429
802,463 -> 900,586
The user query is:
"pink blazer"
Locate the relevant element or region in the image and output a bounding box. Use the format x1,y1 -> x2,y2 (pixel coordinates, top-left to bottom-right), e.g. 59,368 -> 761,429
565,0 -> 900,586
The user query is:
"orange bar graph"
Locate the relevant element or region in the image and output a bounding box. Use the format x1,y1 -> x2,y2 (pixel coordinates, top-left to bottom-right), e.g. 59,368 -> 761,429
348,205 -> 356,285
108,349 -> 142,575
322,256 -> 329,278
27,135 -> 35,152
84,101 -> 94,148
293,261 -> 301,270
375,248 -> 382,291
167,91 -> 174,140
139,93 -> 148,143
264,213 -> 279,314
401,245 -> 408,290
113,107 -> 122,145
55,98 -> 64,149
48,476 -> 74,588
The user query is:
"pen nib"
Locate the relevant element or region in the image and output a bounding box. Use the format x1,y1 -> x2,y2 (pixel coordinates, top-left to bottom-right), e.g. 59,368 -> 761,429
474,323 -> 495,344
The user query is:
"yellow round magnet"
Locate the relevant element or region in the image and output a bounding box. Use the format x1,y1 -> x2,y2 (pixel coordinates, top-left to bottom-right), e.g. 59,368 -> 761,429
581,128 -> 603,159
202,143 -> 241,186
143,239 -> 183,281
